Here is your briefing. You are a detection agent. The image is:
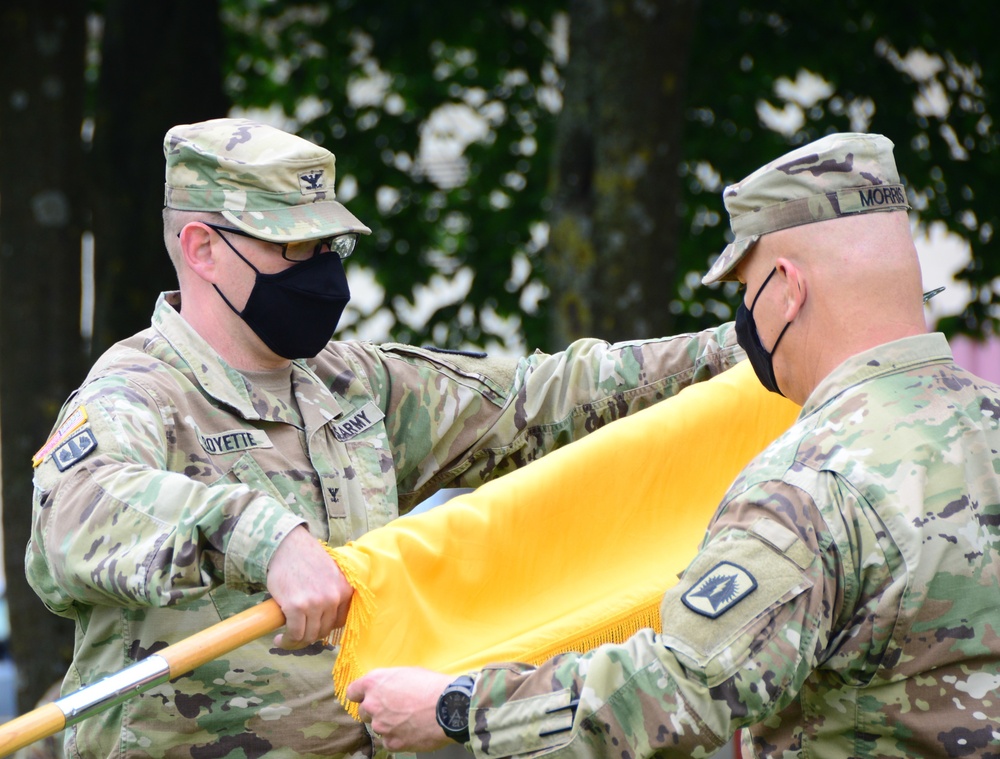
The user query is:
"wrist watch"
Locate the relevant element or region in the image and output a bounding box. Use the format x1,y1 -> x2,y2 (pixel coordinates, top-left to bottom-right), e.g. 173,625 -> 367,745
435,674 -> 476,743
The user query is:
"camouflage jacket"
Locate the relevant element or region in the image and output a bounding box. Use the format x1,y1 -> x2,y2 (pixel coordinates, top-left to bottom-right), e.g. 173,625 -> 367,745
27,292 -> 742,759
468,333 -> 1000,759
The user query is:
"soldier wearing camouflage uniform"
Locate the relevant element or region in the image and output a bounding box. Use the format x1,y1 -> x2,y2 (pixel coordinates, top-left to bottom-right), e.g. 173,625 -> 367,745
26,118 -> 746,758
348,132 -> 1000,758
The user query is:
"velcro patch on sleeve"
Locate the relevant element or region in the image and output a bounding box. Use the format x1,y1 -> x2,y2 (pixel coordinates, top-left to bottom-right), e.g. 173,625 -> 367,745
660,519 -> 814,679
476,687 -> 575,756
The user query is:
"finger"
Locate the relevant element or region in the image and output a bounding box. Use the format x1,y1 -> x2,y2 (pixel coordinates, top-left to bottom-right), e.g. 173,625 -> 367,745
345,678 -> 365,703
332,597 -> 352,629
298,618 -> 319,648
281,611 -> 308,647
273,630 -> 310,651
319,603 -> 340,640
323,605 -> 344,641
273,632 -> 298,650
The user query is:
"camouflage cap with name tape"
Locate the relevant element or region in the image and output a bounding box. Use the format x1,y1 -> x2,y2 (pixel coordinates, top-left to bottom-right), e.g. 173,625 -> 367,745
702,132 -> 910,285
163,117 -> 371,243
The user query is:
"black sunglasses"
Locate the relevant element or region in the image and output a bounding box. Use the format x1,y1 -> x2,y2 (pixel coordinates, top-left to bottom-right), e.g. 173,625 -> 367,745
204,223 -> 357,261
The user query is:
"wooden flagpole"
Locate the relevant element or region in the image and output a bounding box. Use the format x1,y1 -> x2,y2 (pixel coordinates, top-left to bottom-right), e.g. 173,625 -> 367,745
0,599 -> 285,757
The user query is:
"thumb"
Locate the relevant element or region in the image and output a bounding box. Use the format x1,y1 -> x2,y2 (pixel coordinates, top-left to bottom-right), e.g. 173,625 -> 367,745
345,675 -> 367,703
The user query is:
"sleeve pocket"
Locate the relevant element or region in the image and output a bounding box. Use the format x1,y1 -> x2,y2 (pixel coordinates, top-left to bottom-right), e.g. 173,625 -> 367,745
659,518 -> 814,686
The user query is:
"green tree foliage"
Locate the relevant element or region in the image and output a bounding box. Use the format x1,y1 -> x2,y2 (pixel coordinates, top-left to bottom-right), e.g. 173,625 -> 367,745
222,0 -> 562,352
674,2 -> 1000,337
221,1 -> 999,351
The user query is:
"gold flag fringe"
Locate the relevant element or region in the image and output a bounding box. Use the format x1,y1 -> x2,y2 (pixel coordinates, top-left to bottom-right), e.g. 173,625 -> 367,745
516,595 -> 664,668
325,544 -> 376,720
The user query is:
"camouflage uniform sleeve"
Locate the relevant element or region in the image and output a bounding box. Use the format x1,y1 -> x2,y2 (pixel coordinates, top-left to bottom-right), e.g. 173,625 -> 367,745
353,321 -> 741,507
467,479 -> 858,758
26,375 -> 305,618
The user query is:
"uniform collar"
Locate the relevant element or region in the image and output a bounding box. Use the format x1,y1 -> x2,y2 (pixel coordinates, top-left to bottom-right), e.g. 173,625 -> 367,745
152,292 -> 347,425
152,292 -> 263,419
800,333 -> 953,418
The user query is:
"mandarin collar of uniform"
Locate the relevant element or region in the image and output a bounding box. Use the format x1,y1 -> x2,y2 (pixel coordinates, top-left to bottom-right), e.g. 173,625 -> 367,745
153,291 -> 261,418
154,292 -> 347,425
799,332 -> 953,419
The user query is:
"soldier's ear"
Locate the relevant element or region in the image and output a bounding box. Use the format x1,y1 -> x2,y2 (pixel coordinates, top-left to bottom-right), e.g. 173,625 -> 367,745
179,223 -> 221,283
775,258 -> 806,322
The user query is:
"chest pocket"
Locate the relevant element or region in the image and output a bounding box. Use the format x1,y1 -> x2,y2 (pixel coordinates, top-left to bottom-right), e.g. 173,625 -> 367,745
223,453 -> 284,499
212,452 -> 327,539
319,401 -> 397,545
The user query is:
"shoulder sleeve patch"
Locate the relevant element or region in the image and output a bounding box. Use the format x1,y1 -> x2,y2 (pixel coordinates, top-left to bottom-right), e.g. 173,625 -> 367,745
682,561 -> 758,618
32,405 -> 88,467
660,523 -> 814,681
52,428 -> 98,471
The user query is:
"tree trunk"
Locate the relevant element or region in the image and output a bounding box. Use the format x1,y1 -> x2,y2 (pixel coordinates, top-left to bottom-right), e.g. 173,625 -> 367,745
89,0 -> 229,354
0,1 -> 87,712
0,0 -> 229,714
546,0 -> 700,346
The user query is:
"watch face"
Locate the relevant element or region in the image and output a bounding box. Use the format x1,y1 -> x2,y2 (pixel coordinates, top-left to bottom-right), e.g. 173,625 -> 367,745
439,690 -> 470,730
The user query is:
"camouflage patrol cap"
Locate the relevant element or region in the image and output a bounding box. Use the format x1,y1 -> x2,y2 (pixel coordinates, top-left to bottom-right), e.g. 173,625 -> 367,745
163,118 -> 371,243
702,132 -> 909,285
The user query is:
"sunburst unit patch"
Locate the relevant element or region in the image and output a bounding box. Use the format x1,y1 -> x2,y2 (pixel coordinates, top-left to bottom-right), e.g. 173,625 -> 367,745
683,561 -> 757,619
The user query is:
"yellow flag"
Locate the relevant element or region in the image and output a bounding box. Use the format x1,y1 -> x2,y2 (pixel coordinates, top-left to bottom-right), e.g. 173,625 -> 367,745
327,360 -> 800,715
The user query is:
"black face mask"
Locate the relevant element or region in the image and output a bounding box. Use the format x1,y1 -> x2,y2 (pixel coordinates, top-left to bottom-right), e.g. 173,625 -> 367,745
734,267 -> 791,396
215,245 -> 351,360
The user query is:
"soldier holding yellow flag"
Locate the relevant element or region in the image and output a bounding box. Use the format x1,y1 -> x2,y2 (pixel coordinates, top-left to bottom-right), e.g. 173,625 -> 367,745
347,133 -> 1000,759
26,118 -> 746,758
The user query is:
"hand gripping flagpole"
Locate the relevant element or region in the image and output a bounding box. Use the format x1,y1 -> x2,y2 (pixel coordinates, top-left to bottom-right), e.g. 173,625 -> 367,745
0,599 -> 286,758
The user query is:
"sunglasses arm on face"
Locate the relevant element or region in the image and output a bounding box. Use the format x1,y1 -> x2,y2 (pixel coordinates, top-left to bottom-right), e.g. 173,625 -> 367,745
922,286 -> 945,303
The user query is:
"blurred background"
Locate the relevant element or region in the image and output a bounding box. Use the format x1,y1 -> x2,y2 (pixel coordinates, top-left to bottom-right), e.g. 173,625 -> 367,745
1,2 -> 999,754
